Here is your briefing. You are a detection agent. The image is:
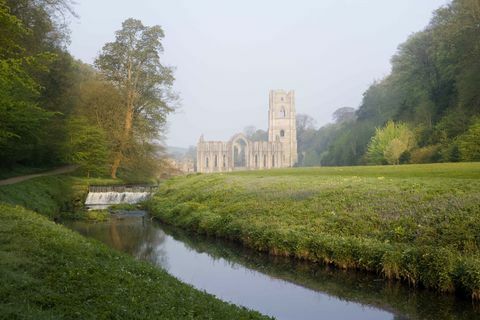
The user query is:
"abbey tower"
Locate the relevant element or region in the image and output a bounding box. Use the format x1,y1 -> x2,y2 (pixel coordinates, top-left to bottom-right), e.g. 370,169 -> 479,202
268,90 -> 298,167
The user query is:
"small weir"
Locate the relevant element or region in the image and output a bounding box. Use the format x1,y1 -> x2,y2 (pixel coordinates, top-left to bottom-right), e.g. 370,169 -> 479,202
85,185 -> 156,210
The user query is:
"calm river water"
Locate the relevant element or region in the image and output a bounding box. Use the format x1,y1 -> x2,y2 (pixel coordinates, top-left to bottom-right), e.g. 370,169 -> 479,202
65,216 -> 478,320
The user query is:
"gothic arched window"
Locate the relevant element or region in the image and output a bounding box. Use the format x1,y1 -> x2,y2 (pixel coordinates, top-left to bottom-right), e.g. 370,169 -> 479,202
206,157 -> 209,168
214,155 -> 218,167
272,155 -> 275,167
280,130 -> 285,137
279,107 -> 286,118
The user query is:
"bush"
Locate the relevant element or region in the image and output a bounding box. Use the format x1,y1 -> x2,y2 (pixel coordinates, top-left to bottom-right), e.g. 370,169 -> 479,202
410,145 -> 440,163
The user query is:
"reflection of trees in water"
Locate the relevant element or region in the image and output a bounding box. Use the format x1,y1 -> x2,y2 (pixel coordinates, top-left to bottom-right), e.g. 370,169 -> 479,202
69,218 -> 169,270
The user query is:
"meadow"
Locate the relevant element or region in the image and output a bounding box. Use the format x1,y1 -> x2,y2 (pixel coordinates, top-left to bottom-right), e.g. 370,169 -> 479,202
147,163 -> 480,299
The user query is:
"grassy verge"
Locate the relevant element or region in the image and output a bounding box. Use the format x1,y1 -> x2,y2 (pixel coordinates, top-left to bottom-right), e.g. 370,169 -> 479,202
0,203 -> 268,319
146,163 -> 480,299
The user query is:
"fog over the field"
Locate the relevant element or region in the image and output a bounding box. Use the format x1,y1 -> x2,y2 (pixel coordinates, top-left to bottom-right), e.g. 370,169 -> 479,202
69,0 -> 449,148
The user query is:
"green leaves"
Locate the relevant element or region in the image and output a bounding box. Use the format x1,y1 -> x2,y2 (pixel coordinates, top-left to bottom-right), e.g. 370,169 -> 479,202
366,121 -> 416,165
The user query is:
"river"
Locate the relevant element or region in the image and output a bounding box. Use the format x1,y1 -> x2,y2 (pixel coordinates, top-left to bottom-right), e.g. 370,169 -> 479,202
64,215 -> 478,320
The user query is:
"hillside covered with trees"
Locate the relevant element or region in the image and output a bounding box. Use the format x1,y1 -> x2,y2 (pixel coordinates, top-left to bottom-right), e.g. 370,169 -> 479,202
297,0 -> 480,166
0,0 -> 176,180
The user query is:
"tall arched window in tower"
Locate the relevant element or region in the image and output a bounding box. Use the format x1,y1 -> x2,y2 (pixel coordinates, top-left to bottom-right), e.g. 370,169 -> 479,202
279,107 -> 286,118
280,129 -> 285,137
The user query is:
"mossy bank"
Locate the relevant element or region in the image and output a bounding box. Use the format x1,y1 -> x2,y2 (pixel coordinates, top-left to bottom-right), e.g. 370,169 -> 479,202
147,163 -> 480,300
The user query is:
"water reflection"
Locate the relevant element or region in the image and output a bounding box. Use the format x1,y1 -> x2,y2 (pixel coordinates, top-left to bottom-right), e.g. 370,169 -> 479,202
65,217 -> 479,320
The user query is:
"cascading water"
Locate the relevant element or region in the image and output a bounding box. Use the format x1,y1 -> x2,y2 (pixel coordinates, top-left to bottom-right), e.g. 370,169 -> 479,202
85,185 -> 155,210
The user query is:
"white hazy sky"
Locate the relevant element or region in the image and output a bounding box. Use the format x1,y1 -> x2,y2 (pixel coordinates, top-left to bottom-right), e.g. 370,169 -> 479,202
68,0 -> 449,148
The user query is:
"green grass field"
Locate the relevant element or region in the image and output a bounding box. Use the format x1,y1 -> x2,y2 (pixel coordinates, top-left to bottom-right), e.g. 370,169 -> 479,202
147,163 -> 480,299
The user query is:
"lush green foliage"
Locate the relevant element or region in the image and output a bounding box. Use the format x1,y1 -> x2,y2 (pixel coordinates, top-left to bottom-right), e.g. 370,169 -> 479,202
457,117 -> 480,161
366,121 -> 415,165
0,204 -> 269,319
147,163 -> 480,299
297,0 -> 480,166
0,0 -> 78,167
0,1 -> 173,181
63,117 -> 110,177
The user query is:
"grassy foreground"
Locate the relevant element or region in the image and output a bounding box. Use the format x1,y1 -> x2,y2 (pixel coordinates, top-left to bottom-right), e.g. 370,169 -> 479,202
147,163 -> 480,299
0,204 -> 268,319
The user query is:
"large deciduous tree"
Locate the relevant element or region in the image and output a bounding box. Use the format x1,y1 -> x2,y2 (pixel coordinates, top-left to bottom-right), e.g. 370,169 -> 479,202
95,18 -> 176,178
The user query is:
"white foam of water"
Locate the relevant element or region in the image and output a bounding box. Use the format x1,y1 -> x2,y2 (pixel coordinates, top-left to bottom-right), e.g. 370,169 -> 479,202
85,192 -> 150,210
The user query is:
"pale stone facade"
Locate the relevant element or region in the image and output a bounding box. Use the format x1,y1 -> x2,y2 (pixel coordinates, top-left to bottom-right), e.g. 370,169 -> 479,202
197,90 -> 297,173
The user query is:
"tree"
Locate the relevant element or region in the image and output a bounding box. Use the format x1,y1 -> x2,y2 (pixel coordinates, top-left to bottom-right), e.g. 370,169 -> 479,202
366,121 -> 416,165
457,118 -> 480,161
332,107 -> 356,124
0,0 -> 55,165
95,18 -> 176,178
295,114 -> 317,166
244,126 -> 268,141
63,117 -> 109,177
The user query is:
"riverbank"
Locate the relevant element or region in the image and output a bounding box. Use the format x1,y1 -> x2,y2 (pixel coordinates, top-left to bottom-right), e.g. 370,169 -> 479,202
0,204 -> 268,319
147,163 -> 480,299
0,174 -> 269,319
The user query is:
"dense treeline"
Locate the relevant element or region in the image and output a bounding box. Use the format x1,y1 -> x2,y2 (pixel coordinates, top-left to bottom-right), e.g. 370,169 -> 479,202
298,0 -> 480,166
0,0 -> 175,180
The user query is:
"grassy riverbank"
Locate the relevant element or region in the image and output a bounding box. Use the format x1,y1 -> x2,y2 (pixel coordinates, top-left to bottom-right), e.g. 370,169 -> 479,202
0,173 -> 269,319
0,204 -> 268,319
147,163 -> 480,299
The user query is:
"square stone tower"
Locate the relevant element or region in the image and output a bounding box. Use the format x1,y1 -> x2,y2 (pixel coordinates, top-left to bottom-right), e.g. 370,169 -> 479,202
268,90 -> 298,167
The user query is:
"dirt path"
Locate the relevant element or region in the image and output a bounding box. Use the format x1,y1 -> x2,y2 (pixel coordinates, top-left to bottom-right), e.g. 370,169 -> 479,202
0,165 -> 78,186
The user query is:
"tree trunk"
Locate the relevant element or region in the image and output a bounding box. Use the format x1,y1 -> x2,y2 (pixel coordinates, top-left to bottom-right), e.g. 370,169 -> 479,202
111,154 -> 121,179
110,59 -> 136,179
110,92 -> 135,179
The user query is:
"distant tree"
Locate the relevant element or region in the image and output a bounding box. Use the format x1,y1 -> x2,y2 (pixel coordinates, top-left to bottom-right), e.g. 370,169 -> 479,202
366,121 -> 416,165
95,18 -> 176,178
332,107 -> 356,124
243,126 -> 256,137
244,126 -> 267,141
296,114 -> 316,132
296,114 -> 316,166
